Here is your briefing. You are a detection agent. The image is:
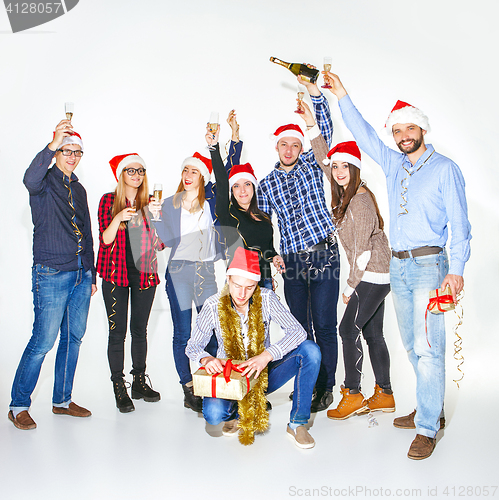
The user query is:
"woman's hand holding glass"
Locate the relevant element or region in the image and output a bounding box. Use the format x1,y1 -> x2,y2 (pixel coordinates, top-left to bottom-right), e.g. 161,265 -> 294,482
205,122 -> 220,147
148,197 -> 164,221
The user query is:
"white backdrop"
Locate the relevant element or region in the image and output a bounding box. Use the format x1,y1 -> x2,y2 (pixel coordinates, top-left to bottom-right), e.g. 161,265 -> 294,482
1,0 -> 498,498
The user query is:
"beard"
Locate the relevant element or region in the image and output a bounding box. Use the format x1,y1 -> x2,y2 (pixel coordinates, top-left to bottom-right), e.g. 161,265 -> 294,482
396,135 -> 423,154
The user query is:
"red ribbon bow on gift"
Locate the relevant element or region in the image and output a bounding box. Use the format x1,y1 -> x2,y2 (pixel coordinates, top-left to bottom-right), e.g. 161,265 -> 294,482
200,359 -> 251,398
424,289 -> 454,347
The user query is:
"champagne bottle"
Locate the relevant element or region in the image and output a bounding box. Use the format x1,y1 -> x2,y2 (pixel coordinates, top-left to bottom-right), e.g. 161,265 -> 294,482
270,56 -> 319,84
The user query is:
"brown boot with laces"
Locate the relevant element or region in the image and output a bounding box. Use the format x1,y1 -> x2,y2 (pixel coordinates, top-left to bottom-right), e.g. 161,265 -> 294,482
326,385 -> 367,420
360,384 -> 395,413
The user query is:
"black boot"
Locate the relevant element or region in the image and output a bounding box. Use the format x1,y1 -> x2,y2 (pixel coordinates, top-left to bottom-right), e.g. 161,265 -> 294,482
182,383 -> 203,413
310,388 -> 334,412
131,373 -> 161,402
113,378 -> 135,413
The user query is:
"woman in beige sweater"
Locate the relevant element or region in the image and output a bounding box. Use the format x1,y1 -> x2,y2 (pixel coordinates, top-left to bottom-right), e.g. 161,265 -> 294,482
298,101 -> 395,420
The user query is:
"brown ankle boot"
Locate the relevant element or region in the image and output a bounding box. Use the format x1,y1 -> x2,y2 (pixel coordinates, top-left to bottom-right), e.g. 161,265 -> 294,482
327,386 -> 367,420
362,384 -> 395,413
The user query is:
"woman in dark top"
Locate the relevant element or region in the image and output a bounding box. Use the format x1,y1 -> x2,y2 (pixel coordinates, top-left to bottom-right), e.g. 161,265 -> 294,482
208,110 -> 285,289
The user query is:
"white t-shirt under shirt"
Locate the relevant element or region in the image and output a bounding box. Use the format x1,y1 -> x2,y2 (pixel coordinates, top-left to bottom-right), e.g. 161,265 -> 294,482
173,205 -> 216,262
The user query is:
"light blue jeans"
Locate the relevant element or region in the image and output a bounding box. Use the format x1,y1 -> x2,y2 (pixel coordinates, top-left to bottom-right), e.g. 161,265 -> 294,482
203,340 -> 321,426
10,264 -> 92,410
390,251 -> 448,438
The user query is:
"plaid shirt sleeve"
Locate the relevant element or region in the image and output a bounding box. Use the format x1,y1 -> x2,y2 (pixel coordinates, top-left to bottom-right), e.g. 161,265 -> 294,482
257,181 -> 272,218
301,93 -> 333,164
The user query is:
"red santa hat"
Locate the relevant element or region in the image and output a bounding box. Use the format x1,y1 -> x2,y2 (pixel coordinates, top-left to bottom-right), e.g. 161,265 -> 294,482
181,152 -> 212,186
226,247 -> 261,282
272,124 -> 304,146
59,131 -> 84,151
385,100 -> 430,134
228,163 -> 258,190
324,141 -> 362,169
109,153 -> 146,183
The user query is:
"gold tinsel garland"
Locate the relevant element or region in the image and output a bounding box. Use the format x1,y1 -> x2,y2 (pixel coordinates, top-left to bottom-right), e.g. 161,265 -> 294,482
218,284 -> 269,445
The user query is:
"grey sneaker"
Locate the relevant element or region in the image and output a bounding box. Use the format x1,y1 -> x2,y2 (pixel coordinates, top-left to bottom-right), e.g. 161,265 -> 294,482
222,419 -> 239,436
286,425 -> 315,449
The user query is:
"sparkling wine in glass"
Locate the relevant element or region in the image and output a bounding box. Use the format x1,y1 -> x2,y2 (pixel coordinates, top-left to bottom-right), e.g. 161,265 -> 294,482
209,111 -> 219,134
321,57 -> 332,89
295,84 -> 305,114
65,102 -> 74,121
152,183 -> 163,221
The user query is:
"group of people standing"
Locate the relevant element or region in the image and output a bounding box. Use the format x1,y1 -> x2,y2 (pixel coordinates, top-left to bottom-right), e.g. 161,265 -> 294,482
8,67 -> 471,461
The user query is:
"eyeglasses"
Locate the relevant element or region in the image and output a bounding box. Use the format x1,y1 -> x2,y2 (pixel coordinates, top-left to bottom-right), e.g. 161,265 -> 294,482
124,168 -> 146,176
57,149 -> 84,157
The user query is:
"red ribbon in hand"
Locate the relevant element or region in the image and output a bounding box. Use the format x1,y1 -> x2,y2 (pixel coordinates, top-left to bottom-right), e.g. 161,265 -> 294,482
201,359 -> 251,398
425,289 -> 454,347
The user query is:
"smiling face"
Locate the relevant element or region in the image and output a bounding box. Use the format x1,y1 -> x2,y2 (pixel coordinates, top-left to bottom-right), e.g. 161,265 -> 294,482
182,165 -> 202,192
276,136 -> 303,169
55,144 -> 82,177
123,162 -> 145,190
393,123 -> 426,155
332,161 -> 350,188
228,275 -> 257,312
232,178 -> 254,209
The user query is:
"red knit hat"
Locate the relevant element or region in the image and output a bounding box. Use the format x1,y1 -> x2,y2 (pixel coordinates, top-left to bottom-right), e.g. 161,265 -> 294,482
325,141 -> 362,170
109,153 -> 146,182
226,247 -> 261,282
272,124 -> 304,146
181,152 -> 212,186
384,100 -> 430,134
229,163 -> 258,190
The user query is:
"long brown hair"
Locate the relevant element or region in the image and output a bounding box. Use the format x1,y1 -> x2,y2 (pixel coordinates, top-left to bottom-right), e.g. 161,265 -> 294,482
112,169 -> 150,229
172,169 -> 206,213
331,163 -> 384,230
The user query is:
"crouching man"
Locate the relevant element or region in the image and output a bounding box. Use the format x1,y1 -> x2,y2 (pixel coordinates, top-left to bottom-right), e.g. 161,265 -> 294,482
186,247 -> 321,448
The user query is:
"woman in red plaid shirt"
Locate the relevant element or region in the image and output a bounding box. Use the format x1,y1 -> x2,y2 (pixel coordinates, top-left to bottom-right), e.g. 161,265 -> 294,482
97,154 -> 164,413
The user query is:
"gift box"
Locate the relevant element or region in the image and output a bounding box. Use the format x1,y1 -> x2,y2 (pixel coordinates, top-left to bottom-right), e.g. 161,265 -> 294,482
193,359 -> 257,400
428,285 -> 455,314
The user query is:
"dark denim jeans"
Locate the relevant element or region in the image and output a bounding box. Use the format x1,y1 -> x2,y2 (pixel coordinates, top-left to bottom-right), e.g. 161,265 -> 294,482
10,264 -> 92,410
282,246 -> 340,391
203,340 -> 321,426
166,260 -> 218,385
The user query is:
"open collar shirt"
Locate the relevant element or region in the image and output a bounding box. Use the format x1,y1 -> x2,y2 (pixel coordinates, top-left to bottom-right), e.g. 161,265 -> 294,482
338,95 -> 471,276
257,94 -> 335,255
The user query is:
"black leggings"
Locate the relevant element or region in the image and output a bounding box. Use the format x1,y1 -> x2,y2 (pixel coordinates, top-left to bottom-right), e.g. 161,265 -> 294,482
102,280 -> 156,381
339,281 -> 391,391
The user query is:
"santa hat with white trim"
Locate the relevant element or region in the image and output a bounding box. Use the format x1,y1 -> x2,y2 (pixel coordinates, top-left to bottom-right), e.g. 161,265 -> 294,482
384,100 -> 430,134
181,152 -> 212,186
272,124 -> 304,146
109,153 -> 146,183
229,163 -> 258,190
324,141 -> 362,169
226,247 -> 261,282
59,131 -> 84,151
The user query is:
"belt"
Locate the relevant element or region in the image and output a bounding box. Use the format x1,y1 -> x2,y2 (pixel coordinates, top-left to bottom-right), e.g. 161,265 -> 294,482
391,246 -> 442,259
297,235 -> 337,254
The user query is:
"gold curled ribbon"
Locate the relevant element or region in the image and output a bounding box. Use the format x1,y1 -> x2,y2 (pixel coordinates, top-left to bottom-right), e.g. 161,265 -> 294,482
452,290 -> 465,388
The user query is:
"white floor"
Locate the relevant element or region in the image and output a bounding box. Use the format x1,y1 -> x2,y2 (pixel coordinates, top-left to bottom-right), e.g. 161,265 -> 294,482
1,296 -> 498,500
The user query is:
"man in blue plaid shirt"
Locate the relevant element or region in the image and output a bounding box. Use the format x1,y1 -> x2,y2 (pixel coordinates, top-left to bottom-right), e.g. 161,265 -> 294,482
257,76 -> 339,412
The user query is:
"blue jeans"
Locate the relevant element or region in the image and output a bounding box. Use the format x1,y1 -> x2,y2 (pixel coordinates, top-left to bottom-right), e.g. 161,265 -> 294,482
10,264 -> 92,410
282,247 -> 339,391
390,251 -> 449,438
203,340 -> 321,426
166,260 -> 218,385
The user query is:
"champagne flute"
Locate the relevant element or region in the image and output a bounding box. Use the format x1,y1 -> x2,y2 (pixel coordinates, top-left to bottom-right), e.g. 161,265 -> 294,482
321,57 -> 332,89
65,102 -> 74,121
209,111 -> 219,135
295,84 -> 305,114
152,183 -> 163,221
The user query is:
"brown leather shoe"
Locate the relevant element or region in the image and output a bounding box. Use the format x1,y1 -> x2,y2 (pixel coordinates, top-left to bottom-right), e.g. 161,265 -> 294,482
286,425 -> 315,449
52,402 -> 91,417
407,434 -> 436,460
393,409 -> 445,430
8,410 -> 37,430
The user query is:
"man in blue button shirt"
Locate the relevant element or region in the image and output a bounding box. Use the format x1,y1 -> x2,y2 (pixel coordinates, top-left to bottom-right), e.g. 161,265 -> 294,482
324,72 -> 471,459
258,75 -> 339,412
9,119 -> 97,430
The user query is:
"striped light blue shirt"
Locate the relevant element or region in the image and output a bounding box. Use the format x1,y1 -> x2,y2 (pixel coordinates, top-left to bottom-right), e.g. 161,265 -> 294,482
338,95 -> 471,276
186,288 -> 306,364
257,93 -> 334,255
